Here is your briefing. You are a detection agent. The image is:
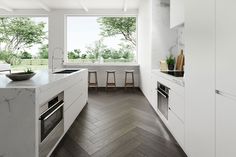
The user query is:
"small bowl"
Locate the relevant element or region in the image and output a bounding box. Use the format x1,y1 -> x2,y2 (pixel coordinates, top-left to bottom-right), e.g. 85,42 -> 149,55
6,72 -> 36,81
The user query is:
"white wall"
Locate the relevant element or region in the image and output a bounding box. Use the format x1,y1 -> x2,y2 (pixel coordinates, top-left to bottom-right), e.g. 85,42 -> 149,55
184,0 -> 216,156
151,0 -> 178,69
138,0 -> 152,98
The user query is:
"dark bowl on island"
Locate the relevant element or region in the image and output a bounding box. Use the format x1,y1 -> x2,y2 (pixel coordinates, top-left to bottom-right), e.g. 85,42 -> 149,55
6,72 -> 36,81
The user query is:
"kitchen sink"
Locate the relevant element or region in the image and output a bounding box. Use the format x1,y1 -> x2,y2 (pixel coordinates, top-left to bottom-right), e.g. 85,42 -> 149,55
161,71 -> 184,77
53,69 -> 80,74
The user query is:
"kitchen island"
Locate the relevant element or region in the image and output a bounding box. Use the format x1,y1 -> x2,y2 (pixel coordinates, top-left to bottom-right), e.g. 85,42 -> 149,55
0,69 -> 88,157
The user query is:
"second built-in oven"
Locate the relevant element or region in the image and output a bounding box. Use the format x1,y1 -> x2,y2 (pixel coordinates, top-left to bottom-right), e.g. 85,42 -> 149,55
157,82 -> 169,120
39,92 -> 64,157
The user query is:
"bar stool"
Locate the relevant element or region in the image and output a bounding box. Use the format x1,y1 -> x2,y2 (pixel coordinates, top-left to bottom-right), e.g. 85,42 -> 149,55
124,70 -> 135,89
106,70 -> 116,90
88,70 -> 98,90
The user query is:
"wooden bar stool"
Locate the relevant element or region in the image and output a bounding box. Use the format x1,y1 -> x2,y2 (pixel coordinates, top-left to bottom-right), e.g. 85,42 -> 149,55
88,70 -> 98,90
124,70 -> 135,89
106,70 -> 116,90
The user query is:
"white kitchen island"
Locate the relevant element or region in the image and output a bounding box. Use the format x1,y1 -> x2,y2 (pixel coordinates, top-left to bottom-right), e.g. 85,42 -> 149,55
0,69 -> 88,157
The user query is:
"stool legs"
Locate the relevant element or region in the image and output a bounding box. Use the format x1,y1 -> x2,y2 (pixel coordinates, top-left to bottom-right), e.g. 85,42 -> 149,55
125,71 -> 135,90
106,72 -> 116,91
88,71 -> 98,91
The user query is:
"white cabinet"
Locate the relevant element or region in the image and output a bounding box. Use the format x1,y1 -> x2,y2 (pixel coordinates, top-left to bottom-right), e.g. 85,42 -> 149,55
216,0 -> 236,96
168,88 -> 185,148
170,0 -> 184,28
64,92 -> 86,132
149,73 -> 158,111
169,89 -> 185,122
216,94 -> 236,157
168,108 -> 185,148
64,70 -> 88,132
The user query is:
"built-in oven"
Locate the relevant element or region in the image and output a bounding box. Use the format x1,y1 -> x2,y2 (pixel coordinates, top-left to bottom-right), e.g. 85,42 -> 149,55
39,92 -> 64,157
157,82 -> 169,120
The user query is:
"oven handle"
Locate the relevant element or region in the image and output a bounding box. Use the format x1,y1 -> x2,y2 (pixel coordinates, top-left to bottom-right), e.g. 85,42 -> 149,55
156,88 -> 168,98
40,103 -> 64,121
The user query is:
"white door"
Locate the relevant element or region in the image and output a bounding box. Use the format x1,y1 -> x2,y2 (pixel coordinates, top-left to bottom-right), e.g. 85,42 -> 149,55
216,0 -> 236,96
216,94 -> 236,157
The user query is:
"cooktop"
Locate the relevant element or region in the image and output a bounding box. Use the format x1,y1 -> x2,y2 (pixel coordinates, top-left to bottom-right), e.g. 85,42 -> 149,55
161,71 -> 184,77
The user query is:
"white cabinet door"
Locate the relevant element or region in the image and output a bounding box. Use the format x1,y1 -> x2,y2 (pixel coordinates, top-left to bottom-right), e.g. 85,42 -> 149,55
169,89 -> 185,122
168,109 -> 185,148
216,0 -> 236,96
216,94 -> 236,157
170,0 -> 184,28
149,74 -> 158,111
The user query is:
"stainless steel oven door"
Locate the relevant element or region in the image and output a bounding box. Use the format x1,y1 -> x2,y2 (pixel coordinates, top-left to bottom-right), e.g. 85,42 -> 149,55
39,100 -> 64,142
157,83 -> 169,120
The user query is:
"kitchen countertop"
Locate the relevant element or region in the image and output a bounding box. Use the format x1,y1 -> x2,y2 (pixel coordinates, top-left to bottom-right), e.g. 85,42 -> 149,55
152,69 -> 185,87
0,69 -> 83,89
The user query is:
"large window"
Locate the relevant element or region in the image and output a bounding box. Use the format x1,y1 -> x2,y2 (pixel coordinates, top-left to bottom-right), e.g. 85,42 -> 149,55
66,16 -> 137,64
0,17 -> 48,72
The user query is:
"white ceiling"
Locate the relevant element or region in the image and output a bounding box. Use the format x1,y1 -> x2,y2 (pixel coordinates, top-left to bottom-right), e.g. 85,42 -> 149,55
0,0 -> 141,11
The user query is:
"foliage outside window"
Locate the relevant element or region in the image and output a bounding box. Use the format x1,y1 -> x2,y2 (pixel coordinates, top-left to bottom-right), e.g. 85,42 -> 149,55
0,17 -> 48,71
66,16 -> 137,64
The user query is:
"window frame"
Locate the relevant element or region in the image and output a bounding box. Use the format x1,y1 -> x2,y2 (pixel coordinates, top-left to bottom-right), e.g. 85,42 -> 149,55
64,14 -> 138,65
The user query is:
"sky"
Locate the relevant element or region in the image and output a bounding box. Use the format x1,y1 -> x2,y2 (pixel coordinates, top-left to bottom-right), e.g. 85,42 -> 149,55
67,16 -> 123,53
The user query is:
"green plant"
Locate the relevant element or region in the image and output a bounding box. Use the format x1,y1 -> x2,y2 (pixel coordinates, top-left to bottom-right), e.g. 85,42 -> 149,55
166,54 -> 175,65
81,54 -> 87,59
24,68 -> 34,74
20,51 -> 32,59
111,50 -> 122,59
0,51 -> 21,65
101,49 -> 111,59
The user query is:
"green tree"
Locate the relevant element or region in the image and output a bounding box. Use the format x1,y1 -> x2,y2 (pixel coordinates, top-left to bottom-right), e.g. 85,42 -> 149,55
0,51 -> 21,65
97,17 -> 136,46
68,49 -> 81,59
19,51 -> 32,59
38,44 -> 48,59
86,39 -> 106,59
119,43 -> 134,60
0,17 -> 47,52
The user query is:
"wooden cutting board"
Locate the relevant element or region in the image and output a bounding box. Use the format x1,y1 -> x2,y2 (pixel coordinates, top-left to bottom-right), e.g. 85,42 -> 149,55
176,50 -> 185,71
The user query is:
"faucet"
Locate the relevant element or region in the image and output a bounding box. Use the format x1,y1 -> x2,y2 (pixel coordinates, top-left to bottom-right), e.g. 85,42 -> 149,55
52,47 -> 64,73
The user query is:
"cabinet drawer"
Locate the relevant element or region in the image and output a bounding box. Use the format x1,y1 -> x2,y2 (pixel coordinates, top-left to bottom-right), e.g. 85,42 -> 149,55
64,78 -> 83,111
168,109 -> 185,148
64,92 -> 85,132
169,90 -> 185,122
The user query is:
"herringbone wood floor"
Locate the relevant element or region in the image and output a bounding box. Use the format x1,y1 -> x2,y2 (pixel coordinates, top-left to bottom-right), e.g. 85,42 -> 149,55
51,88 -> 187,157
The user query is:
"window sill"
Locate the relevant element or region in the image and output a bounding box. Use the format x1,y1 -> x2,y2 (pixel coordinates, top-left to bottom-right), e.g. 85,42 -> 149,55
63,63 -> 140,67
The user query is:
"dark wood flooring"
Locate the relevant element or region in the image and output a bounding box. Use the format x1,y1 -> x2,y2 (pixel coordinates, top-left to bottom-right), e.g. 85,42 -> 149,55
51,88 -> 187,157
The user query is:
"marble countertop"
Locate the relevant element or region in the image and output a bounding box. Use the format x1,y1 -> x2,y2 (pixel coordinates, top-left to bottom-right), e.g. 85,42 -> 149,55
152,69 -> 185,87
0,69 -> 84,89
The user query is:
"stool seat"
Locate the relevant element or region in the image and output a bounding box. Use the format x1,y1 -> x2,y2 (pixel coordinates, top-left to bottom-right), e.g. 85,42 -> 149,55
124,70 -> 135,73
106,70 -> 116,72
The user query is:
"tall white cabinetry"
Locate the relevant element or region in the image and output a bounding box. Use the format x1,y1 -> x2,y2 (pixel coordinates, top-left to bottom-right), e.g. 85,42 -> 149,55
216,94 -> 236,157
170,0 -> 184,28
184,0 -> 216,156
215,0 -> 236,96
215,0 -> 236,156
